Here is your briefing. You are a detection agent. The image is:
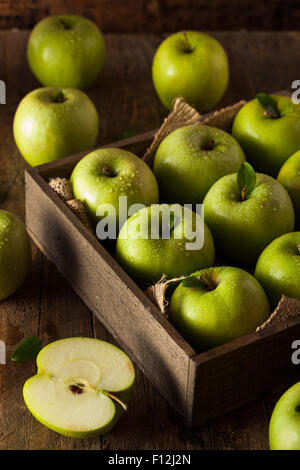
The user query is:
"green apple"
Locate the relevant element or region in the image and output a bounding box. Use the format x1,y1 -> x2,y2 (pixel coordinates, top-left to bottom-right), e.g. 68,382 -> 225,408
71,148 -> 159,228
23,337 -> 135,438
203,163 -> 295,266
0,210 -> 31,300
169,266 -> 270,351
27,15 -> 105,90
13,87 -> 99,167
232,94 -> 300,176
277,150 -> 300,228
269,382 -> 300,450
152,31 -> 229,112
153,124 -> 245,204
116,204 -> 215,286
255,232 -> 300,307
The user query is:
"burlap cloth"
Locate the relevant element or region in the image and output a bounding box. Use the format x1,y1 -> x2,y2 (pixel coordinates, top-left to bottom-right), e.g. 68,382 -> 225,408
48,96 -> 300,334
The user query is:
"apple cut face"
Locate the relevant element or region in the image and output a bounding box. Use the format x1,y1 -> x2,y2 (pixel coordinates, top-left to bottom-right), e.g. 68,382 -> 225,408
23,338 -> 135,438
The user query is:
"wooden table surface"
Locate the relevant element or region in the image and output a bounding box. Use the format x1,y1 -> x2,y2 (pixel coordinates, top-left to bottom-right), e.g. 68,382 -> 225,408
0,30 -> 299,450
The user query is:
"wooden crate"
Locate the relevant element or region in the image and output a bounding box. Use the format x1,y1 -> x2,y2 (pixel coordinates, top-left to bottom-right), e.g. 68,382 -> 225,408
25,124 -> 300,427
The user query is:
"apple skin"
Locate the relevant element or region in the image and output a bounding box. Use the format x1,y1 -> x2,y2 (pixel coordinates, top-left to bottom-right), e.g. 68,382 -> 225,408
23,337 -> 135,438
71,148 -> 159,227
269,382 -> 300,450
152,31 -> 229,112
255,232 -> 300,307
153,125 -> 245,204
232,95 -> 300,177
116,204 -> 215,286
27,15 -> 105,90
170,267 -> 270,352
13,87 -> 99,167
277,151 -> 300,228
0,210 -> 31,300
203,172 -> 295,266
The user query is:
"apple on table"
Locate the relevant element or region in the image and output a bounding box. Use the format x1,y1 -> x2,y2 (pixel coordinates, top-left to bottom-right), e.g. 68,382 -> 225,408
27,15 -> 105,90
23,338 -> 135,438
203,162 -> 295,266
232,93 -> 300,177
152,31 -> 229,112
153,124 -> 245,204
169,266 -> 270,352
13,87 -> 99,166
0,210 -> 31,300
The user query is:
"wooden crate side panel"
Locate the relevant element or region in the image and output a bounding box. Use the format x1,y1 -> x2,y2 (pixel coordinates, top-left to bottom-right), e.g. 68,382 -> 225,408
187,321 -> 300,426
25,171 -> 194,417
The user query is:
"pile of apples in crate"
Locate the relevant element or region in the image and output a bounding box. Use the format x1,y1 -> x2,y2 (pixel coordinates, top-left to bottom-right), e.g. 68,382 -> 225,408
3,15 -> 300,447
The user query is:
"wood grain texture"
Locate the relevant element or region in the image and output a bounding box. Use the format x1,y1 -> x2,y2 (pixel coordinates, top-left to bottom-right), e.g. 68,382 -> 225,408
1,30 -> 300,449
0,0 -> 299,32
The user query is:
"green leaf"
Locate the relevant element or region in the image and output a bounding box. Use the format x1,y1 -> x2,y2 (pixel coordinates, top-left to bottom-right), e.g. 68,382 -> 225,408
118,130 -> 136,140
237,162 -> 257,200
181,276 -> 208,289
256,93 -> 281,118
11,336 -> 42,363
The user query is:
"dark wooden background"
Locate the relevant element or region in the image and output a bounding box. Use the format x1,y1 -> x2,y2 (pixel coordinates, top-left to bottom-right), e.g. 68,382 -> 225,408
0,0 -> 299,32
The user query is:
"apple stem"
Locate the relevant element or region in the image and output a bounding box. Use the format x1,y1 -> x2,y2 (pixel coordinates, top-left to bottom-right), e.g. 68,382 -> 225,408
197,274 -> 217,291
102,166 -> 115,177
53,91 -> 66,103
241,187 -> 246,201
104,391 -> 128,411
59,18 -> 72,30
182,32 -> 192,52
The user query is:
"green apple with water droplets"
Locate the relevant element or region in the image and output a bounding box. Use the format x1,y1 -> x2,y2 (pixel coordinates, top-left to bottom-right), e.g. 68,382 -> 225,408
232,94 -> 300,176
0,210 -> 31,300
23,337 -> 135,438
152,31 -> 229,112
153,124 -> 245,204
116,204 -> 215,286
269,382 -> 300,450
71,148 -> 159,228
27,15 -> 105,90
277,150 -> 300,228
203,163 -> 295,266
170,266 -> 270,351
13,87 -> 99,166
255,232 -> 300,307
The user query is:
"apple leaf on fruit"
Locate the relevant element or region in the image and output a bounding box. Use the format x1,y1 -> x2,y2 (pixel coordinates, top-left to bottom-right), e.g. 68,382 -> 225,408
237,162 -> 257,200
11,336 -> 42,362
256,93 -> 281,118
181,276 -> 208,290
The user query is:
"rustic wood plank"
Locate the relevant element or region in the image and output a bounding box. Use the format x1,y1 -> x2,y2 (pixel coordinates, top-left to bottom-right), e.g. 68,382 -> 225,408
209,400 -> 270,450
187,318 -> 300,427
0,1 -> 299,32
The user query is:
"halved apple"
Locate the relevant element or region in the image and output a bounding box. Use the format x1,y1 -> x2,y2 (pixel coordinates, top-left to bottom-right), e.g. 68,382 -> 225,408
23,337 -> 135,438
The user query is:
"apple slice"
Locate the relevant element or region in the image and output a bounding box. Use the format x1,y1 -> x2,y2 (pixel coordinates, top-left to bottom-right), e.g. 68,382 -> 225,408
23,337 -> 135,438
